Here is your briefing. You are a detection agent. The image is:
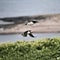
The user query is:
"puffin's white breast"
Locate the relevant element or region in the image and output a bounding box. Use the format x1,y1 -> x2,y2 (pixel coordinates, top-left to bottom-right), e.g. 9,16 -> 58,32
27,22 -> 33,25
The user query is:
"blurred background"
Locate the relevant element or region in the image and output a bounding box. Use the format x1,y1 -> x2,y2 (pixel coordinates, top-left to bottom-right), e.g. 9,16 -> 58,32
0,0 -> 60,43
0,0 -> 60,18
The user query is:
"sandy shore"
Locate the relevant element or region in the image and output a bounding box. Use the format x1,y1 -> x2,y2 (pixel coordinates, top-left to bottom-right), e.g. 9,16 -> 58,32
0,14 -> 60,34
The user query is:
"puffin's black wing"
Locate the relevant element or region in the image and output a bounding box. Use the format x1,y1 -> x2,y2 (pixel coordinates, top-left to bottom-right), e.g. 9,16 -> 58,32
29,33 -> 34,37
22,31 -> 28,37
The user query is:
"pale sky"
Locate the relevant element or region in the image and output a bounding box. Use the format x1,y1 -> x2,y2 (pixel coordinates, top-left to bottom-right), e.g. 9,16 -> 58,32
0,0 -> 60,18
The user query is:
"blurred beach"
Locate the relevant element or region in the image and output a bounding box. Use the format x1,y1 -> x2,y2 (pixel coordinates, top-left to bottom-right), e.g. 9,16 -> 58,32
0,14 -> 60,34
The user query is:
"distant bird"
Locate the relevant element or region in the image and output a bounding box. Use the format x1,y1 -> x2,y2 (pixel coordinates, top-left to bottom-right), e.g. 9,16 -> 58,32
21,30 -> 35,37
25,20 -> 38,25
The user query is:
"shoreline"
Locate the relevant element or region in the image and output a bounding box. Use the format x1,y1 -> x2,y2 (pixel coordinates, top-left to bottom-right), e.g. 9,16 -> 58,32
0,31 -> 60,35
0,14 -> 60,34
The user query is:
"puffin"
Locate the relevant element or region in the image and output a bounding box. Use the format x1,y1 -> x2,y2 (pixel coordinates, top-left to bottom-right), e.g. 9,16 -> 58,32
21,30 -> 35,37
25,20 -> 38,25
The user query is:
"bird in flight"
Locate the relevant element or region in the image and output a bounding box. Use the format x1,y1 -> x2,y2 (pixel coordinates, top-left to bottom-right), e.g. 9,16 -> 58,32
21,30 -> 35,37
25,20 -> 38,25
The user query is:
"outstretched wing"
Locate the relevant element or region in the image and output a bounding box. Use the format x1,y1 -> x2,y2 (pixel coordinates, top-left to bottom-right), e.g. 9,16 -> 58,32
29,33 -> 34,37
32,20 -> 38,23
22,31 -> 28,37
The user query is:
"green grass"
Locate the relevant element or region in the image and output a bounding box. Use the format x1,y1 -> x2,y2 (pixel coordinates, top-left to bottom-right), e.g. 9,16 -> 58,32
0,38 -> 60,60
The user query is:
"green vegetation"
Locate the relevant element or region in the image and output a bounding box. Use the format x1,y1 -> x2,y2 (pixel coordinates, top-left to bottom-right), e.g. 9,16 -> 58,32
0,38 -> 60,60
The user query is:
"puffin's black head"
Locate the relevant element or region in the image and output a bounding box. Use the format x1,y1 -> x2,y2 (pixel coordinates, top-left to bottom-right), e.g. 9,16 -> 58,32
28,30 -> 31,32
32,21 -> 38,23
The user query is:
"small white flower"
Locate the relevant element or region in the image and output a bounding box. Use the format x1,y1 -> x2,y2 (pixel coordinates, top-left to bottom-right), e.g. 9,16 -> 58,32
57,57 -> 60,60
